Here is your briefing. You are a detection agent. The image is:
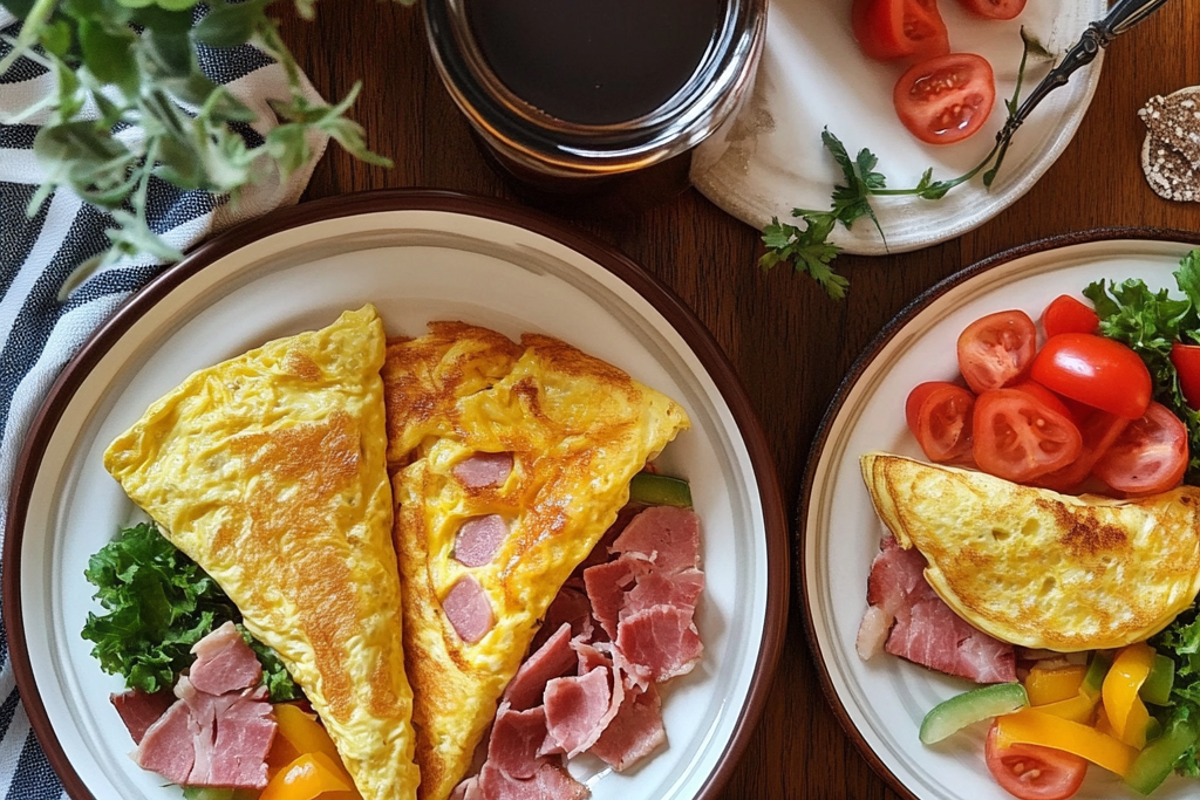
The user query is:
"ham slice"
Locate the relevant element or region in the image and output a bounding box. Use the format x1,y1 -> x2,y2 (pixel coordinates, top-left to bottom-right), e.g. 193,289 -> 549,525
589,681 -> 666,772
543,667 -> 612,757
455,514 -> 509,567
187,621 -> 262,696
445,574 -> 495,643
453,452 -> 514,488
503,623 -> 577,712
132,698 -> 196,784
110,689 -> 175,745
128,623 -> 276,789
860,535 -> 1017,684
487,703 -> 552,780
478,761 -> 588,800
610,505 -> 700,572
614,605 -> 703,685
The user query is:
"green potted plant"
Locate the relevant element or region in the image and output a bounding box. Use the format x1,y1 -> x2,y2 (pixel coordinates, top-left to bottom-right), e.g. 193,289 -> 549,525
0,0 -> 407,265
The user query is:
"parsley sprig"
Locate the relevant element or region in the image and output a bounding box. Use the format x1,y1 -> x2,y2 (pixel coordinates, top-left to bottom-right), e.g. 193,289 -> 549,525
0,0 -> 408,267
760,30 -> 1051,299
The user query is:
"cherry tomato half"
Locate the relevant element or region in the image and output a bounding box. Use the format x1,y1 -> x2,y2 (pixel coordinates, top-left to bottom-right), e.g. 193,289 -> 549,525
905,381 -> 975,462
1170,342 -> 1200,410
1029,333 -> 1152,420
1041,295 -> 1099,339
956,0 -> 1027,20
956,309 -> 1038,395
973,388 -> 1082,482
893,53 -> 996,145
1092,402 -> 1188,495
852,0 -> 950,62
984,722 -> 1088,800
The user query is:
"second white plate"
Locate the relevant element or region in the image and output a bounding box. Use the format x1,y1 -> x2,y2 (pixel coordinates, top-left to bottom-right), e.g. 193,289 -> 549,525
691,0 -> 1107,254
801,230 -> 1200,799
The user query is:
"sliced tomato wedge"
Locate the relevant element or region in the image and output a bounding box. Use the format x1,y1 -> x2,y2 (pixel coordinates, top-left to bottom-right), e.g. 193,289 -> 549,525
1041,295 -> 1099,339
1008,380 -> 1076,423
905,381 -> 975,462
1029,333 -> 1152,420
956,0 -> 1027,20
972,388 -> 1082,482
893,52 -> 996,145
985,722 -> 1088,800
956,309 -> 1038,395
1170,342 -> 1200,410
1092,401 -> 1188,495
1035,409 -> 1130,494
852,0 -> 950,62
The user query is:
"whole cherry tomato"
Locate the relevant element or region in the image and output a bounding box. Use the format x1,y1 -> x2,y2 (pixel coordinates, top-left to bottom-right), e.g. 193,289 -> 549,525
1029,333 -> 1152,420
1041,295 -> 1100,339
1170,342 -> 1200,410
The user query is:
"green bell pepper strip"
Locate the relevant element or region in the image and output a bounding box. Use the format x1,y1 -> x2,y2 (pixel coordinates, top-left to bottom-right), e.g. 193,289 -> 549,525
919,682 -> 1028,745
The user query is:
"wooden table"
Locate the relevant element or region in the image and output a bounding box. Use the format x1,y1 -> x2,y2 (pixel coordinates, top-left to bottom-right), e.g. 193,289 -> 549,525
276,2 -> 1200,797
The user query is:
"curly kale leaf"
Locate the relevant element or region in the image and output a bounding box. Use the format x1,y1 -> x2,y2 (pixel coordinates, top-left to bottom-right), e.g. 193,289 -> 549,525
81,522 -> 299,701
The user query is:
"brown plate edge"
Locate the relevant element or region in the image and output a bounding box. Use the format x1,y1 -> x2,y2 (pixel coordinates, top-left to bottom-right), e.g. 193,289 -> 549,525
2,188 -> 791,800
794,225 -> 1200,800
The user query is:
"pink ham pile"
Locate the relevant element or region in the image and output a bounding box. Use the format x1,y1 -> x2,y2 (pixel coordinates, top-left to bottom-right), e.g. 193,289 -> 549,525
111,621 -> 276,789
856,535 -> 1015,683
452,503 -> 705,800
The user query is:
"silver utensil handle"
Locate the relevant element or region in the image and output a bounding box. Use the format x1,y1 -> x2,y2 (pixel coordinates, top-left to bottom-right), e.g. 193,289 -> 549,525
996,0 -> 1176,144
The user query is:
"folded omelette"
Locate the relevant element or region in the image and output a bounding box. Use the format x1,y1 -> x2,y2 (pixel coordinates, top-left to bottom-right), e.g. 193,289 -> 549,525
103,305 -> 419,800
861,451 -> 1200,651
383,321 -> 690,800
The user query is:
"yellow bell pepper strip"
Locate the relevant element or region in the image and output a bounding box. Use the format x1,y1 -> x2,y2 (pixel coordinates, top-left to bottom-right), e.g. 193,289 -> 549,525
259,752 -> 360,800
1027,689 -> 1098,725
994,708 -> 1138,778
268,704 -> 344,778
1025,663 -> 1087,706
1102,643 -> 1156,749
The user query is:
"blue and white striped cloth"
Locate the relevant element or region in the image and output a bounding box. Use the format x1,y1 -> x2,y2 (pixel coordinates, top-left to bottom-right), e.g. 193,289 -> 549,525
0,9 -> 328,797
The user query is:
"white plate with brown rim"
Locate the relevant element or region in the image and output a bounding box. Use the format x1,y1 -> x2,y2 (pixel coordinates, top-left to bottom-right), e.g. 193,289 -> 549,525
4,189 -> 790,800
800,228 -> 1200,800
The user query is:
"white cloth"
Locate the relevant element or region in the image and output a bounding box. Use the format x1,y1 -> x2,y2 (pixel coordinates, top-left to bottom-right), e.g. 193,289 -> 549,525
0,9 -> 328,796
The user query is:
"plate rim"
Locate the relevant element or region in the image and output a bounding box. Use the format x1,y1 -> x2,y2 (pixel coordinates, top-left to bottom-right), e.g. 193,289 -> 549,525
3,188 -> 792,800
796,224 -> 1200,800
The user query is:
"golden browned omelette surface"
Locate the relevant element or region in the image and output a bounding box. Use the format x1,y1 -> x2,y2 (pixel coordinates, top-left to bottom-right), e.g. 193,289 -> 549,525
103,306 -> 419,800
860,451 -> 1200,652
384,321 -> 690,800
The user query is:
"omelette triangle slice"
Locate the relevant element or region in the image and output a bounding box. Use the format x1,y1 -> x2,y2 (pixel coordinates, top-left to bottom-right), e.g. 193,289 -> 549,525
103,305 -> 419,800
860,451 -> 1200,652
383,321 -> 690,800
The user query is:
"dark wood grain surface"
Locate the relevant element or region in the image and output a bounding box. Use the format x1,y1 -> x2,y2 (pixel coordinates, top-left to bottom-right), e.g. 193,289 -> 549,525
275,2 -> 1200,797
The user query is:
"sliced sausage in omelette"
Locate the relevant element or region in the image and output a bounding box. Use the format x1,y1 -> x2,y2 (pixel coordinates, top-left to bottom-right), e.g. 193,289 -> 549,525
103,305 -> 419,800
382,321 -> 690,800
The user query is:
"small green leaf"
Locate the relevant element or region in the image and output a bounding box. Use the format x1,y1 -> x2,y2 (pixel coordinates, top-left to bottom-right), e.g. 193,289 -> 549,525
78,19 -> 139,92
192,0 -> 272,47
39,19 -> 73,58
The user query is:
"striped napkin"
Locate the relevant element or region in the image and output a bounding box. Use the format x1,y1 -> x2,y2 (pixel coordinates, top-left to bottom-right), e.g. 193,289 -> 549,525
0,10 -> 328,797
